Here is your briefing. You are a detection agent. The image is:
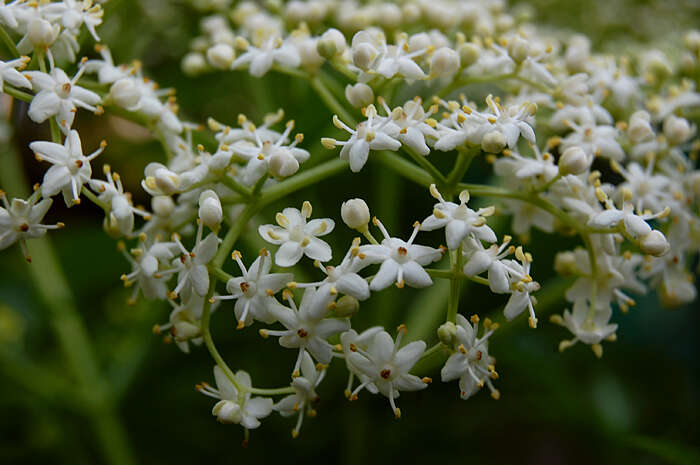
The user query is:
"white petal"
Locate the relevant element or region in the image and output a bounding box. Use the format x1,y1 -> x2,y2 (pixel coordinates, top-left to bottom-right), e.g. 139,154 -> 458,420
275,241 -> 304,267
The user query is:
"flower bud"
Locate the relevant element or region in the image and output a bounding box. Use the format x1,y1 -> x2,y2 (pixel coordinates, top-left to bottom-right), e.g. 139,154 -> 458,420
430,47 -> 460,77
481,130 -> 506,153
110,78 -> 141,109
640,230 -> 670,257
353,42 -> 376,70
174,321 -> 201,340
408,33 -> 431,53
152,195 -> 175,216
458,42 -> 480,67
344,83 -> 374,108
27,18 -> 57,49
341,198 -> 370,231
182,52 -> 207,76
268,148 -> 300,178
198,190 -> 223,229
154,167 -> 180,195
377,3 -> 402,28
212,400 -> 243,424
684,30 -> 700,53
554,251 -> 577,275
565,35 -> 590,73
508,37 -> 530,64
317,28 -> 347,58
334,295 -> 360,317
558,146 -> 590,175
662,115 -> 692,145
206,43 -> 235,69
437,321 -> 457,346
641,50 -> 672,80
627,110 -> 653,142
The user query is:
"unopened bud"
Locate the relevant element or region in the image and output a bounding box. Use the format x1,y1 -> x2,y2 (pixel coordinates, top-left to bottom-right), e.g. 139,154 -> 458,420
181,52 -> 207,76
508,37 -> 530,63
152,195 -> 175,217
481,130 -> 506,153
198,190 -> 223,229
341,198 -> 370,231
437,321 -> 458,346
640,230 -> 670,256
353,43 -> 376,70
628,111 -> 653,142
458,42 -> 480,67
663,115 -> 692,145
334,295 -> 360,317
27,18 -> 57,49
558,146 -> 590,175
430,47 -> 460,77
206,43 -> 235,69
269,149 -> 300,178
317,28 -> 347,58
110,78 -> 141,109
345,83 -> 374,108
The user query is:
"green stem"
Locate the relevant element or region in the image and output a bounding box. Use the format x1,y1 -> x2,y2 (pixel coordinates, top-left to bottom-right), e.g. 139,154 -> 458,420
0,25 -> 19,57
446,146 -> 478,190
220,174 -> 252,198
81,186 -> 108,211
446,247 -> 462,323
3,84 -> 33,102
248,386 -> 295,396
310,75 -> 356,125
401,146 -> 447,184
259,158 -> 348,207
425,268 -> 489,286
373,151 -> 432,187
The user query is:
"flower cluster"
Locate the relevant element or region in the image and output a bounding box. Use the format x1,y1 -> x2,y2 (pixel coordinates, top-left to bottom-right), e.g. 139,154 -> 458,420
1,0 -> 699,446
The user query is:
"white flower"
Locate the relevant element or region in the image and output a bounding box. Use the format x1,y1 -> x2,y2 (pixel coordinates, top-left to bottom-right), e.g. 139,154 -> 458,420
359,218 -> 443,291
198,366 -> 273,430
263,287 -> 350,371
154,293 -> 210,352
420,185 -> 497,250
340,326 -> 383,397
493,146 -> 559,184
0,190 -> 62,261
560,122 -> 624,161
119,239 -> 177,303
85,45 -> 129,84
30,130 -> 105,206
215,249 -> 292,328
229,118 -> 309,185
379,97 -> 439,156
501,249 -> 540,327
462,236 -> 514,294
0,56 -> 31,91
232,34 -> 301,77
556,299 -> 618,354
273,350 -> 325,438
345,326 -> 428,418
89,166 -> 150,237
24,64 -> 102,130
440,314 -> 500,400
258,201 -> 335,267
322,106 -> 401,173
168,229 -> 219,298
290,238 -> 371,301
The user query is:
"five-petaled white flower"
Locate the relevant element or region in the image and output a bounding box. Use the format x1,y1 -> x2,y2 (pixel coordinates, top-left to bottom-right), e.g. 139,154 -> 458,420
30,129 -> 105,206
273,350 -> 325,438
168,229 -> 219,299
258,201 -> 335,267
215,249 -> 293,328
263,287 -> 350,373
421,185 -> 497,250
345,325 -> 429,418
0,190 -> 62,261
25,64 -> 102,130
89,165 -> 150,237
440,314 -> 500,400
360,218 -> 443,291
198,366 -> 273,430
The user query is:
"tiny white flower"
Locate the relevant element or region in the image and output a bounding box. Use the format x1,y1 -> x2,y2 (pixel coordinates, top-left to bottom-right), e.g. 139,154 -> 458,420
30,130 -> 105,206
359,218 -> 443,290
421,184 -> 497,250
24,64 -> 102,130
263,287 -> 350,371
556,299 -> 618,353
273,350 -> 325,438
198,366 -> 273,430
258,201 -> 335,267
215,249 -> 292,328
168,229 -> 219,299
441,314 -> 500,400
345,326 -> 428,418
0,190 -> 62,261
89,166 -> 150,237
119,239 -> 178,303
232,34 -> 301,77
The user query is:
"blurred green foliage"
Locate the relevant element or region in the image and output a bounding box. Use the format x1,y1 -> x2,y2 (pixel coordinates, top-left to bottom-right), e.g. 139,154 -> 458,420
1,1 -> 699,464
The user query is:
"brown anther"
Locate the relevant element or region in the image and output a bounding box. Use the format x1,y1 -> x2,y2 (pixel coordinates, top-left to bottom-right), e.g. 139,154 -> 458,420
297,328 -> 309,338
380,369 -> 391,379
240,282 -> 250,293
397,246 -> 408,255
